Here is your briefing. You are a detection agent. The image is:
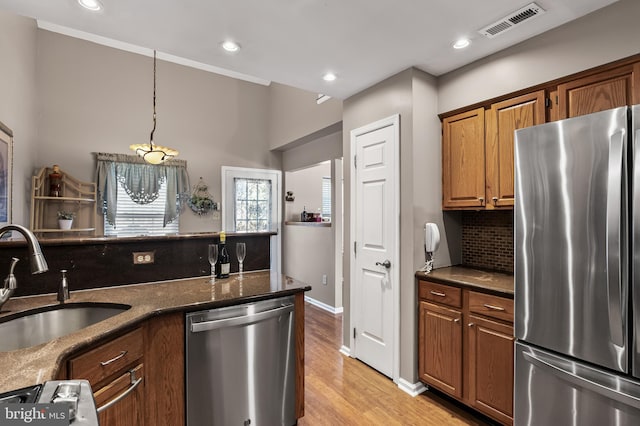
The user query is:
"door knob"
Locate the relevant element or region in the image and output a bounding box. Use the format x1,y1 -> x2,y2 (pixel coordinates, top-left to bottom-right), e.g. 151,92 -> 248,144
375,260 -> 391,269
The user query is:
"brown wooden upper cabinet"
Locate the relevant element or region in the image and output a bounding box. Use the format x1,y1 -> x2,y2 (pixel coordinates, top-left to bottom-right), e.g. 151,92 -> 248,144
442,107 -> 486,209
442,92 -> 545,210
485,91 -> 546,208
557,63 -> 640,119
442,56 -> 640,210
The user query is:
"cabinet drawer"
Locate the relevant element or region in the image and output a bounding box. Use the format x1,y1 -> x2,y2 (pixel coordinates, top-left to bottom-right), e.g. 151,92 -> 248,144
468,291 -> 513,322
94,364 -> 145,426
69,328 -> 144,387
419,281 -> 462,308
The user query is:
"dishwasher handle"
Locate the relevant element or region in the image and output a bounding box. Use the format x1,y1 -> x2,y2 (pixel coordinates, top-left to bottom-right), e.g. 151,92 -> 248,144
190,303 -> 294,333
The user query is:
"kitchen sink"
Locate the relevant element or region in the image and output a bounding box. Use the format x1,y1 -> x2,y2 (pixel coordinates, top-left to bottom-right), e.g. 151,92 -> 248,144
0,302 -> 131,352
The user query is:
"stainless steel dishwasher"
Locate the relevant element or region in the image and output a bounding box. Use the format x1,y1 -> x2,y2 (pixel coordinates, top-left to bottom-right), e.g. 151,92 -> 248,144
186,295 -> 296,426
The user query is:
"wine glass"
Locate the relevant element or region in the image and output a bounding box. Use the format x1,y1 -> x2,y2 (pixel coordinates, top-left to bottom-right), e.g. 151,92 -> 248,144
208,244 -> 218,281
236,243 -> 246,278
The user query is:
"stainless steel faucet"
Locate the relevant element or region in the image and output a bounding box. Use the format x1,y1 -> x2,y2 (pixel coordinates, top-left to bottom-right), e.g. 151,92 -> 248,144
0,224 -> 49,310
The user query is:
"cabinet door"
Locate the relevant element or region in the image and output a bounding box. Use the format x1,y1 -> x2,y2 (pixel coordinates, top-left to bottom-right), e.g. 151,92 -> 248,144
468,315 -> 514,425
485,91 -> 546,208
442,107 -> 486,209
419,301 -> 463,398
145,313 -> 184,426
557,63 -> 640,119
94,364 -> 145,426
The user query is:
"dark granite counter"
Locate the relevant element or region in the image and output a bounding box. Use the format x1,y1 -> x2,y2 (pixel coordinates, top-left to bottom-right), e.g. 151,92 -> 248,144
0,271 -> 310,394
416,265 -> 514,297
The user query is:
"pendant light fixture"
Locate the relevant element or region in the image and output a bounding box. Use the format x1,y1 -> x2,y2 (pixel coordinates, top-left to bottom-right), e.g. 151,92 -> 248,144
130,50 -> 178,164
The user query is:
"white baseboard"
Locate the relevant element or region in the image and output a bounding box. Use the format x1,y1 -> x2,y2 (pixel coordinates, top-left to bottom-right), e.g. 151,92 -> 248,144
339,345 -> 351,357
397,378 -> 427,397
305,296 -> 343,314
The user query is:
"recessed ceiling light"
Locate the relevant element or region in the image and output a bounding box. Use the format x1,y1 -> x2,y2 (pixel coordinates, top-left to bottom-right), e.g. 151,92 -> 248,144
222,41 -> 240,53
323,72 -> 337,82
78,0 -> 102,11
453,38 -> 470,49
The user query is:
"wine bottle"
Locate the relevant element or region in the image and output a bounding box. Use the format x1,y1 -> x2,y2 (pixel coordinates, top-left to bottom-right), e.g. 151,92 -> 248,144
216,231 -> 230,278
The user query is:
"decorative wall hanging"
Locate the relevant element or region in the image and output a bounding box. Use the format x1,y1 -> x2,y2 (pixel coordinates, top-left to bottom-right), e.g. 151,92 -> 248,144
188,177 -> 216,216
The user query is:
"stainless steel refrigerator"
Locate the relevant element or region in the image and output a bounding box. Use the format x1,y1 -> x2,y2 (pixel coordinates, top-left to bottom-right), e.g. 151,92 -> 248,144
514,105 -> 640,425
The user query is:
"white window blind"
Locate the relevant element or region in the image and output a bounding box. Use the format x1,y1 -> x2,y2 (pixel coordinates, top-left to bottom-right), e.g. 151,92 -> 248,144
322,176 -> 331,221
104,180 -> 179,237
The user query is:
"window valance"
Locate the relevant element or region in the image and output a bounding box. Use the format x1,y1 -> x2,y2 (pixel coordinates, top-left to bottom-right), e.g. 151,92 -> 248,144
95,152 -> 190,226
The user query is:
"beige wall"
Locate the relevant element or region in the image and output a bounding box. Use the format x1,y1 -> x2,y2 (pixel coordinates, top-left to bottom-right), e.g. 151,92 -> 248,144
0,11 -> 38,226
281,130 -> 342,172
438,0 -> 640,113
36,30 -> 280,233
268,82 -> 343,150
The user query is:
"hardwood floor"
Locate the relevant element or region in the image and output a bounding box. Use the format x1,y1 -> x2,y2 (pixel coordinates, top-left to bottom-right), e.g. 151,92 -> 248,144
299,303 -> 494,426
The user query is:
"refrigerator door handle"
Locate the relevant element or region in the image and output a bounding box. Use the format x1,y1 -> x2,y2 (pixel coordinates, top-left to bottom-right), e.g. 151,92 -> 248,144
606,130 -> 625,348
523,349 -> 640,407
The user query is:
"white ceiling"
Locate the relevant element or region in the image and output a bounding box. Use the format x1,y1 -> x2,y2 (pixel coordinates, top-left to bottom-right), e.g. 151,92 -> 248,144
0,0 -> 619,99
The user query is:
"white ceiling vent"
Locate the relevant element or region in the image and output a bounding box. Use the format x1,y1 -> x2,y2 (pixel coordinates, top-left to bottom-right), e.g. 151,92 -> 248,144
478,2 -> 546,38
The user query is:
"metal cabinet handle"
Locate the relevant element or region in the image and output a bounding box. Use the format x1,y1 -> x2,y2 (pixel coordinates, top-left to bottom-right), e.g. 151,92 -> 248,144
96,369 -> 143,413
478,197 -> 485,205
453,318 -> 460,324
492,196 -> 498,205
100,350 -> 127,366
429,290 -> 446,297
483,303 -> 505,311
468,323 -> 475,327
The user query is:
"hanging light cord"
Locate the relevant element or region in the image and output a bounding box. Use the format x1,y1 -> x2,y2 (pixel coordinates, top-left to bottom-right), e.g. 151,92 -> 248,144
150,50 -> 157,149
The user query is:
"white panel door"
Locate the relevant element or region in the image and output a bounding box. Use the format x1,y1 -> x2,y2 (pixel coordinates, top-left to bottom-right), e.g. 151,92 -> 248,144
352,116 -> 398,378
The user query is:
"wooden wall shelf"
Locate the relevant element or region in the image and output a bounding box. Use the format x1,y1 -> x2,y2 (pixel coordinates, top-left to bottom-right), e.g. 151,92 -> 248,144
30,166 -> 97,238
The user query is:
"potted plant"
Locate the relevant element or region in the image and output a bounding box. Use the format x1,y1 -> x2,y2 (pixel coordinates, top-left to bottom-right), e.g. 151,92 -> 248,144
57,211 -> 75,230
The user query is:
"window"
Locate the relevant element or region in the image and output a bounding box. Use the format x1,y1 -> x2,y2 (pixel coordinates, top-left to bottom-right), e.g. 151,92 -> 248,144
221,166 -> 281,274
104,180 -> 179,237
322,176 -> 331,221
234,178 -> 271,232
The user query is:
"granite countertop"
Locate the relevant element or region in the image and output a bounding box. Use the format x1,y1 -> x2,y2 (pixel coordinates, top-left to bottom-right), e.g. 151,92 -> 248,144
0,271 -> 310,394
415,265 -> 514,296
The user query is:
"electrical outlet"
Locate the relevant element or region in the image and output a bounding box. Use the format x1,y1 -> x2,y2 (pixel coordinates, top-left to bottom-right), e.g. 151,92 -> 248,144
133,251 -> 155,264
322,274 -> 327,285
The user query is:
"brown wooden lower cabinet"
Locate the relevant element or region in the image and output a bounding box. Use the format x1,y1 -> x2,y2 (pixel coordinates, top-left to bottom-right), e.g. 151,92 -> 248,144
419,301 -> 463,398
62,314 -> 184,426
418,279 -> 514,426
468,314 -> 514,425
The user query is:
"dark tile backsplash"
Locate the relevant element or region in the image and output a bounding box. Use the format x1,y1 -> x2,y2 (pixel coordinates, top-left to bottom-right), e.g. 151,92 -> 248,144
461,210 -> 513,273
0,234 -> 271,297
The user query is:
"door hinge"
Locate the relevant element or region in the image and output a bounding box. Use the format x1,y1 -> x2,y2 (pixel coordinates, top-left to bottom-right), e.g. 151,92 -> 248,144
354,155 -> 357,169
353,328 -> 356,339
354,241 -> 357,255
